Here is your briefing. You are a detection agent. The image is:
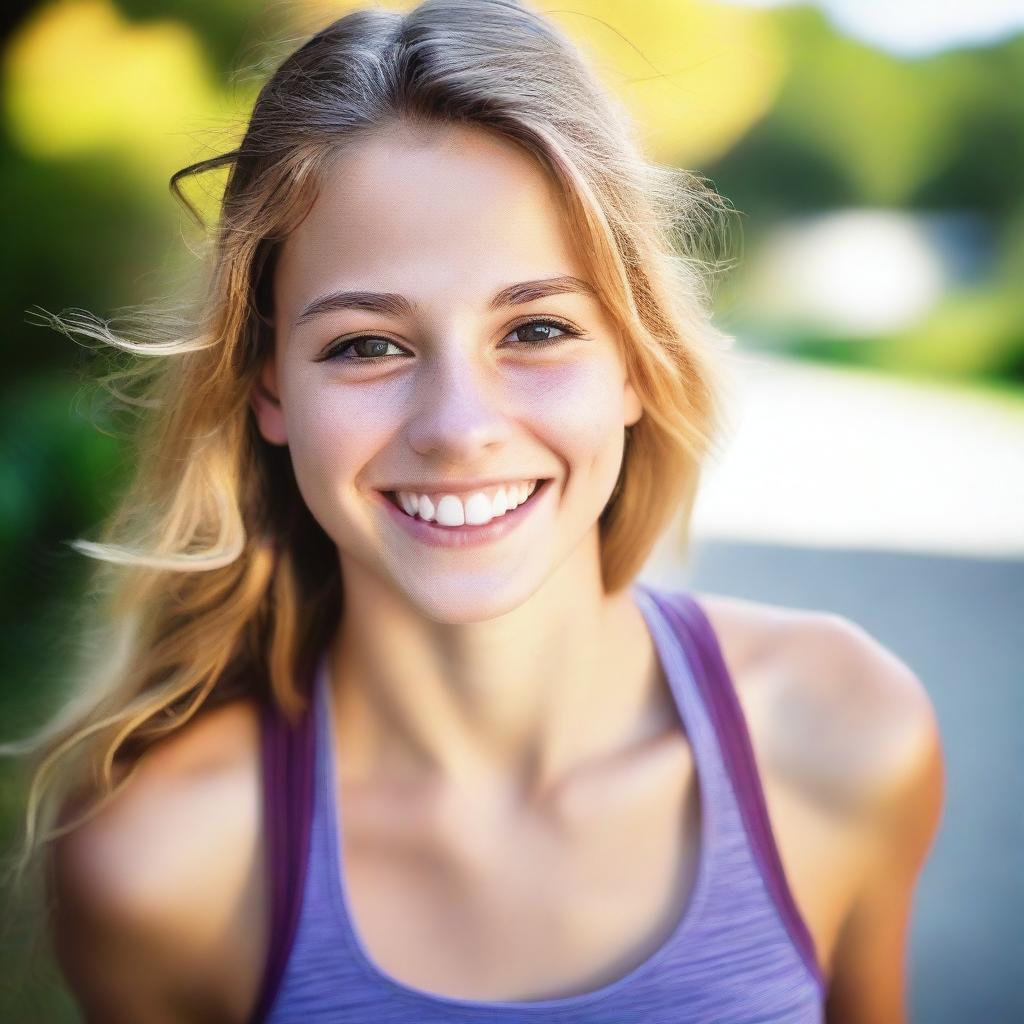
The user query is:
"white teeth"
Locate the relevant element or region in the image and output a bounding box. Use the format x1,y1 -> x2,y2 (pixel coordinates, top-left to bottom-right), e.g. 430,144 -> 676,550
394,480 -> 540,525
435,495 -> 466,527
464,492 -> 493,525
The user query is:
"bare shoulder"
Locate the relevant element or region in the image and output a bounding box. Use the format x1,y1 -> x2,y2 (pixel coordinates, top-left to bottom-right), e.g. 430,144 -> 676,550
689,592 -> 944,1017
692,590 -> 944,818
51,695 -> 265,1024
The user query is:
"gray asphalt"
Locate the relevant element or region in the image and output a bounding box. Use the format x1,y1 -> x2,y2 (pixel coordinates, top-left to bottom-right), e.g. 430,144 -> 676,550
639,540 -> 1023,1022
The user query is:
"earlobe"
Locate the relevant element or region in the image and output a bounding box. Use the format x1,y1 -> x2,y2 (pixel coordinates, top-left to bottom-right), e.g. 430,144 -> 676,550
623,379 -> 644,429
250,353 -> 289,446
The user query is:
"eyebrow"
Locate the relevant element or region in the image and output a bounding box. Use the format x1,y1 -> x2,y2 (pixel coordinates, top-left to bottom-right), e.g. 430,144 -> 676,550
291,275 -> 598,329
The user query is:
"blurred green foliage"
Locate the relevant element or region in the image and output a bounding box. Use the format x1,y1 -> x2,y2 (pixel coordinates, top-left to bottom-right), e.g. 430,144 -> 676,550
1,1 -> 1021,1019
704,7 -> 1024,384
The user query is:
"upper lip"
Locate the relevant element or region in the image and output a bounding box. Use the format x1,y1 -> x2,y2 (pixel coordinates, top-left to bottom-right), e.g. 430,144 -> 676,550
379,477 -> 551,493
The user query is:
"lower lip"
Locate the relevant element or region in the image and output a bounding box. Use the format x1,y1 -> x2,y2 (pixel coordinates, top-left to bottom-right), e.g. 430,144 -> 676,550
377,479 -> 554,549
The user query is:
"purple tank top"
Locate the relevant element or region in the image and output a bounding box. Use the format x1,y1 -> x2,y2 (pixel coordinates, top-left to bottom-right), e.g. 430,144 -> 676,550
250,583 -> 828,1022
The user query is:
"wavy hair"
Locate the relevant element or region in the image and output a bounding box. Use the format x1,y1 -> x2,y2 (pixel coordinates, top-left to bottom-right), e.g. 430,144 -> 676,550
2,0 -> 735,904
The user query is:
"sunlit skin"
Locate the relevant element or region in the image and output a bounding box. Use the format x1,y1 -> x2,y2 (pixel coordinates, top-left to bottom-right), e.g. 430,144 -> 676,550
252,120 -> 649,806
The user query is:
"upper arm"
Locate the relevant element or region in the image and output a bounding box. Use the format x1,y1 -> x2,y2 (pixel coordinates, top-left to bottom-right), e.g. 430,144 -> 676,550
48,702 -> 265,1024
51,815 -> 215,1024
818,617 -> 946,1024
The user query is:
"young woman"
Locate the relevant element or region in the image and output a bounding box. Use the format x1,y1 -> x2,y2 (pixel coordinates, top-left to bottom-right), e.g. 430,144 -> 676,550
7,1 -> 943,1021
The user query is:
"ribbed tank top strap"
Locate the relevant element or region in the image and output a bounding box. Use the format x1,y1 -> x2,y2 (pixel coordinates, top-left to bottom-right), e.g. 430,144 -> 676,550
642,584 -> 826,994
249,678 -> 318,1024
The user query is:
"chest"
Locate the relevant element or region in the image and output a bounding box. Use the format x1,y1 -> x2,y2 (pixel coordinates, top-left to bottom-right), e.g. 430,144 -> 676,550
334,752 -> 861,1005
218,694 -> 868,1019
336,735 -> 702,1002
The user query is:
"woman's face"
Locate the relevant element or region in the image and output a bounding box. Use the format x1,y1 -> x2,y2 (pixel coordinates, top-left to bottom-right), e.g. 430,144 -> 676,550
253,122 -> 643,621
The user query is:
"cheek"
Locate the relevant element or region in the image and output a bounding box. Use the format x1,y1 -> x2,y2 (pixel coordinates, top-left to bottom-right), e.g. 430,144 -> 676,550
518,358 -> 627,480
278,374 -> 391,522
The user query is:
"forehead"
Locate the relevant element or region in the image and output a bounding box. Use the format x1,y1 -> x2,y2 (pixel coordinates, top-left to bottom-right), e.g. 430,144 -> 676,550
274,123 -> 584,314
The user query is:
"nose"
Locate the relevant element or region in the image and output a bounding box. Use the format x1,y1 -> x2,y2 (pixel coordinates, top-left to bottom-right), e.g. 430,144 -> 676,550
405,348 -> 514,462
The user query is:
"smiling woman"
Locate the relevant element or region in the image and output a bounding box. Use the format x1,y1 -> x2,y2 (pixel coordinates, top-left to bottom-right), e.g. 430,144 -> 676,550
2,2 -> 941,1023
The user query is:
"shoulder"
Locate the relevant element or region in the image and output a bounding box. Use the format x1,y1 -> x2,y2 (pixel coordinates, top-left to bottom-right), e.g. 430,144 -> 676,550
691,590 -> 944,819
51,696 -> 266,1024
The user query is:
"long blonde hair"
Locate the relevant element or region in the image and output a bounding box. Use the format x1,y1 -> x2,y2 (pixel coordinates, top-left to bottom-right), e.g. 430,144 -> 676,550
2,0 -> 733,904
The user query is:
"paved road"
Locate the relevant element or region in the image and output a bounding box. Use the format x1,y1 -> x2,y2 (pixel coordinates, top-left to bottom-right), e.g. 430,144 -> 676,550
690,353 -> 1024,557
639,539 -> 1024,1022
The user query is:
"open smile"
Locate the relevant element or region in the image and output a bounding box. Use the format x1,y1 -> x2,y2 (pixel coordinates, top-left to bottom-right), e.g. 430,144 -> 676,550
375,478 -> 555,549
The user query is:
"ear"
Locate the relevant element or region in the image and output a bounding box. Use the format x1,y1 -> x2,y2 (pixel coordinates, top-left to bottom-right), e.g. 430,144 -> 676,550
623,376 -> 644,430
250,349 -> 288,446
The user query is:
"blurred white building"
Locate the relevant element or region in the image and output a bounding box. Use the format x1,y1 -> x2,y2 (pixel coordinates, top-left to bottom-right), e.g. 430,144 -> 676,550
742,208 -> 990,337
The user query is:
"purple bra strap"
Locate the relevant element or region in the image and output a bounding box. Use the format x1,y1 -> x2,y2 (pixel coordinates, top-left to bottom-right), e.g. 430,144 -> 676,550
652,588 -> 827,994
248,677 -> 317,1023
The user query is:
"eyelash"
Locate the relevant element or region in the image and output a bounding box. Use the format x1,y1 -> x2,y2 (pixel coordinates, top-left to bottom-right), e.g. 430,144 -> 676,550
319,317 -> 584,363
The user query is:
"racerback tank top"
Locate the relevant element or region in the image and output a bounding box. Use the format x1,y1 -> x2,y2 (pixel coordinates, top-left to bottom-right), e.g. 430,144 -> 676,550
251,582 -> 828,1022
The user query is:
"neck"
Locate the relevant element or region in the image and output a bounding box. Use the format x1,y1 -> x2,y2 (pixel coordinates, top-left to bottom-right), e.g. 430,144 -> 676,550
327,564 -> 661,808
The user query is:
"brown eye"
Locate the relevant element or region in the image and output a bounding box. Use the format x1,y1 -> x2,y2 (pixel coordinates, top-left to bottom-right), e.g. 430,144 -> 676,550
321,337 -> 406,362
504,318 -> 583,346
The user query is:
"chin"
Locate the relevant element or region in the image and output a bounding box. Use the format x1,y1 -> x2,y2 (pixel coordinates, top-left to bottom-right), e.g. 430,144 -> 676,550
392,571 -> 543,624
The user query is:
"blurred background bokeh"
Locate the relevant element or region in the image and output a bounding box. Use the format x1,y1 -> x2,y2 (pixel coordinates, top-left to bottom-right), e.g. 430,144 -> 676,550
2,0 -> 1021,1020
